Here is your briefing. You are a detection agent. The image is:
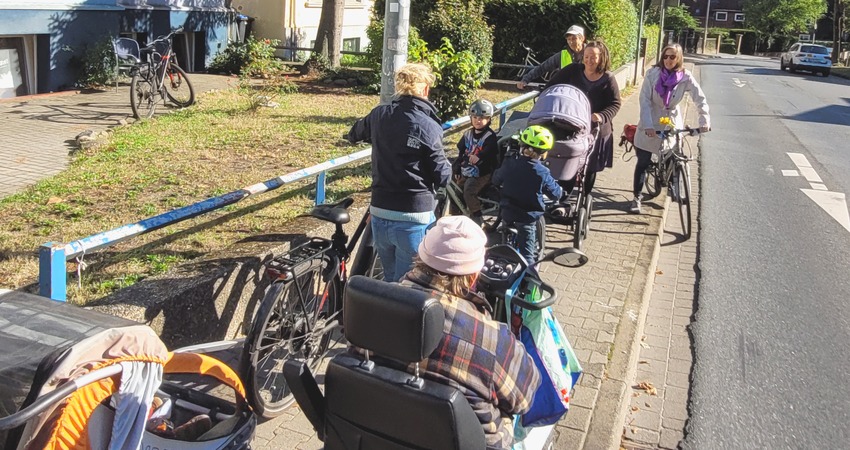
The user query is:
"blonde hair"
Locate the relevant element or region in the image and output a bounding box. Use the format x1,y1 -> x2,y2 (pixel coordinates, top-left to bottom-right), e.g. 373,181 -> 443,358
394,63 -> 436,98
412,257 -> 477,298
657,44 -> 684,71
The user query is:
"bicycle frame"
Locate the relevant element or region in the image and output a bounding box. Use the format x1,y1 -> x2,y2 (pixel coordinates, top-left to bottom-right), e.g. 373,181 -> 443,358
443,179 -> 499,218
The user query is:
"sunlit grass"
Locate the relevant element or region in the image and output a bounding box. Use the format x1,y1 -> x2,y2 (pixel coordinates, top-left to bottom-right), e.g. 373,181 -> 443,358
0,82 -> 526,303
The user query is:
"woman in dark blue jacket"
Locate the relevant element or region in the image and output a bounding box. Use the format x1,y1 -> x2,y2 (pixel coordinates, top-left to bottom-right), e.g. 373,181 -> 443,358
347,63 -> 451,282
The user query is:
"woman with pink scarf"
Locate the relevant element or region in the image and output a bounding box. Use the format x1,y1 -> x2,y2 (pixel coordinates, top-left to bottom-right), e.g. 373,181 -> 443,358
630,43 -> 710,214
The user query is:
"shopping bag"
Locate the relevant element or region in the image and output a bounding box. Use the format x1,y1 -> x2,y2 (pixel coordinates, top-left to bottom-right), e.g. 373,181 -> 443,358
505,272 -> 582,429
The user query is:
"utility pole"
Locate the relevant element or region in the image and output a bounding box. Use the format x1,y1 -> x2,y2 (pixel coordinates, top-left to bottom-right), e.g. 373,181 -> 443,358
703,0 -> 712,53
657,1 -> 667,64
634,0 -> 647,85
380,0 -> 411,104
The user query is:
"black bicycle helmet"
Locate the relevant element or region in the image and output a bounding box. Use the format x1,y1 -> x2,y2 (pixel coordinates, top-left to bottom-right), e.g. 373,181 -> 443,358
469,99 -> 495,118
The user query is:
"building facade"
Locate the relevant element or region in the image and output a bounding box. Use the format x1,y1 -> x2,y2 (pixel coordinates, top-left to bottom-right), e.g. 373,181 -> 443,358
680,0 -> 745,29
0,0 -> 233,97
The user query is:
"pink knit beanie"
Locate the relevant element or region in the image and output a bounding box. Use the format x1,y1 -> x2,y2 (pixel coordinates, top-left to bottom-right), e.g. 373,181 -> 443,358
418,216 -> 487,276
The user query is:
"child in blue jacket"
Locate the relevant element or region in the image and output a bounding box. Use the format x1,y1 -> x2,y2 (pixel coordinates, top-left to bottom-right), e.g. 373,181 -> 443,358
492,125 -> 562,264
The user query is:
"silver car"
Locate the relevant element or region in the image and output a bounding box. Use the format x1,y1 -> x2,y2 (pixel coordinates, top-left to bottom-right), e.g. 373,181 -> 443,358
781,43 -> 832,76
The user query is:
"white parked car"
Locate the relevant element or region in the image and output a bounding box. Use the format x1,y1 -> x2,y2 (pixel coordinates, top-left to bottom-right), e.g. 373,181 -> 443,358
781,43 -> 832,76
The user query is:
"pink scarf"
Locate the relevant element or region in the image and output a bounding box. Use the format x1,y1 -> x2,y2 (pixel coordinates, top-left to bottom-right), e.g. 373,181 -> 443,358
655,68 -> 683,108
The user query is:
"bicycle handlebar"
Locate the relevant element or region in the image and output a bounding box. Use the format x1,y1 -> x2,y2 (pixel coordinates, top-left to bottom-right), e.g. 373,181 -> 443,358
655,127 -> 704,138
141,27 -> 184,51
510,280 -> 557,310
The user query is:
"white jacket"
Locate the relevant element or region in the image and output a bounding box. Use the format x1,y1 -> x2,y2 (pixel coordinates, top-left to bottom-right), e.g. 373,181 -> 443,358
634,66 -> 710,152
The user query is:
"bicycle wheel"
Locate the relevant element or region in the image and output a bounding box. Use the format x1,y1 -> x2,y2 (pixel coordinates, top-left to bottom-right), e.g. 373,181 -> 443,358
573,205 -> 588,251
350,222 -> 384,281
643,161 -> 662,200
676,162 -> 693,240
165,63 -> 195,107
241,260 -> 342,418
130,70 -> 157,119
535,215 -> 547,256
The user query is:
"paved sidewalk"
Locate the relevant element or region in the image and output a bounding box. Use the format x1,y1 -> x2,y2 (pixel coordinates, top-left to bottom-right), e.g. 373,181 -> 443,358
621,62 -> 704,449
0,68 -> 690,449
0,74 -> 237,199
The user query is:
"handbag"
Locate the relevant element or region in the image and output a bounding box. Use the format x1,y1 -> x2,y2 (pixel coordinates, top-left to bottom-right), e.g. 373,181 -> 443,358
505,271 -> 582,429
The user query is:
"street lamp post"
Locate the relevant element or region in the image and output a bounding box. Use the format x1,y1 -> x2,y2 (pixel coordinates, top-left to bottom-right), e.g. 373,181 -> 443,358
703,0 -> 712,53
633,0 -> 646,85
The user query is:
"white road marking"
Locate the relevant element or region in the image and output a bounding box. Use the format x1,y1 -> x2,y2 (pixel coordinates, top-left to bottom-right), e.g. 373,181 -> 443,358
782,170 -> 799,176
799,167 -> 823,183
787,153 -> 811,168
810,183 -> 828,191
801,190 -> 850,232
732,77 -> 747,87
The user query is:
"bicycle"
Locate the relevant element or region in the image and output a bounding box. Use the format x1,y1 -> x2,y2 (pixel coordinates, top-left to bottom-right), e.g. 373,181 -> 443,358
641,127 -> 702,240
239,198 -> 382,418
129,27 -> 195,119
516,43 -> 556,83
435,178 -> 501,228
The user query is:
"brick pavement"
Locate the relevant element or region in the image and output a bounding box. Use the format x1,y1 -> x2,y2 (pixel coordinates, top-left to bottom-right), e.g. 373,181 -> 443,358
621,62 -> 704,450
0,64 -> 704,449
0,74 -> 237,198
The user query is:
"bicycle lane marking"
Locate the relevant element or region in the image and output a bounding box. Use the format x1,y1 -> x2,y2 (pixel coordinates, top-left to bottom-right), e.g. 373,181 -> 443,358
784,152 -> 850,232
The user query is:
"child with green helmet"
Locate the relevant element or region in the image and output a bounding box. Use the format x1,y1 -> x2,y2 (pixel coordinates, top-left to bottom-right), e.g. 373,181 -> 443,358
491,125 -> 563,264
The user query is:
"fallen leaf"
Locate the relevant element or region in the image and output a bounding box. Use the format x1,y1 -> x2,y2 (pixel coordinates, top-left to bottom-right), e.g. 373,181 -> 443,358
656,269 -> 664,275
631,406 -> 639,412
641,335 -> 647,341
645,402 -> 651,407
46,197 -> 64,205
638,360 -> 650,365
630,427 -> 637,434
639,342 -> 650,349
632,392 -> 639,397
636,381 -> 657,396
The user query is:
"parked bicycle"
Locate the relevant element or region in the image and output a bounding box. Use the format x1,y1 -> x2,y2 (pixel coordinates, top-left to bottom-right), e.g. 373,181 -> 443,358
642,127 -> 701,240
239,198 -> 382,418
435,179 -> 501,228
516,43 -> 555,82
128,27 -> 195,119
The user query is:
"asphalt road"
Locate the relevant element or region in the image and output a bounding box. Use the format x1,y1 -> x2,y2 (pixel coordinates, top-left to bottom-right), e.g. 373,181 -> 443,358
684,55 -> 850,447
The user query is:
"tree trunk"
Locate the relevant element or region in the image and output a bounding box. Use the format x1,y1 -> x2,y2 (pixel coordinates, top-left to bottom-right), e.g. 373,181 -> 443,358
311,0 -> 345,68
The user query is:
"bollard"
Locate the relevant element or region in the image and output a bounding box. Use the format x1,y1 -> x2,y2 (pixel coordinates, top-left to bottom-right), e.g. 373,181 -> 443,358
39,243 -> 67,301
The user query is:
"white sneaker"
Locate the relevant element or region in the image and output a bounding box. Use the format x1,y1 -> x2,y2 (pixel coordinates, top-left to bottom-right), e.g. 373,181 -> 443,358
629,197 -> 642,214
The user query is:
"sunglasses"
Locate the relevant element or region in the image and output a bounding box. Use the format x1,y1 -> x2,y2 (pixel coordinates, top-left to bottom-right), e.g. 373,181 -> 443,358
662,54 -> 677,60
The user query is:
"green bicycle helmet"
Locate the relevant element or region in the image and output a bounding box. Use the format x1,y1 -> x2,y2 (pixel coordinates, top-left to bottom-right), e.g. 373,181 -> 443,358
469,99 -> 495,118
519,125 -> 554,152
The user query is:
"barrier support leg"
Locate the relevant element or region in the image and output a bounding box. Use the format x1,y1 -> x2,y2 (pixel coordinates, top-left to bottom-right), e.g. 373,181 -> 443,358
39,243 -> 67,302
316,171 -> 327,205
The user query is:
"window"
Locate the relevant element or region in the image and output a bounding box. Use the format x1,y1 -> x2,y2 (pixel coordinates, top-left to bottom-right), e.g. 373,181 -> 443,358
734,13 -> 744,22
715,12 -> 727,21
342,38 -> 361,53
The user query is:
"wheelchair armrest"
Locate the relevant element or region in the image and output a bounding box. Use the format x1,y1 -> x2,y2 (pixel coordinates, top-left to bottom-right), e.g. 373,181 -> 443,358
283,359 -> 326,440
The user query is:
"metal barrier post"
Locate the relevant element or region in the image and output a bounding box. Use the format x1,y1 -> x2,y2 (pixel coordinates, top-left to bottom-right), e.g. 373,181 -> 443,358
39,243 -> 67,301
500,109 -> 507,129
315,171 -> 327,205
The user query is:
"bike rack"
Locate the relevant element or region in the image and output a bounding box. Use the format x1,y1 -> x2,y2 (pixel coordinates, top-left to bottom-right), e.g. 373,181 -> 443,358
38,90 -> 540,301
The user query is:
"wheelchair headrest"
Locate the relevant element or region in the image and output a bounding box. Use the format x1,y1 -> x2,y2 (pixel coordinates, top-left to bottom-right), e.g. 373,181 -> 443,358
344,276 -> 444,363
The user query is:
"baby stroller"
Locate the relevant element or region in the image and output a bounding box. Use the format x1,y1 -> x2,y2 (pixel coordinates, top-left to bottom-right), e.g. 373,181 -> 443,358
0,290 -> 256,450
497,84 -> 597,251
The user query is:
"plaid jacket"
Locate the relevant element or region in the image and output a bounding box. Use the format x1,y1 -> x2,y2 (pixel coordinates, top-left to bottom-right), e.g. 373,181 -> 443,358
400,268 -> 541,449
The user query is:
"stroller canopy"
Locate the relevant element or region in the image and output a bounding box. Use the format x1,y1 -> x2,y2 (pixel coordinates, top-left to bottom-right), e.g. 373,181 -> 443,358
527,84 -> 595,180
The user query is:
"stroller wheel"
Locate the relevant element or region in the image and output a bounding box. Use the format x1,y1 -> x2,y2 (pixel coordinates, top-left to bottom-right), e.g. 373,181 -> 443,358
573,206 -> 588,251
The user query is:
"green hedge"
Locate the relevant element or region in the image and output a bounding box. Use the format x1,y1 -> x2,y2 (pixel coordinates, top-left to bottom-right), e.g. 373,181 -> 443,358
484,0 -> 638,70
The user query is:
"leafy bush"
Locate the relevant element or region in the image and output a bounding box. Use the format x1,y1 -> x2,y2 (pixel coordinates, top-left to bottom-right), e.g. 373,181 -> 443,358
663,5 -> 699,32
70,38 -> 117,88
209,37 -> 283,78
417,38 -> 487,120
484,0 -> 637,70
643,24 -> 660,63
373,0 -> 493,81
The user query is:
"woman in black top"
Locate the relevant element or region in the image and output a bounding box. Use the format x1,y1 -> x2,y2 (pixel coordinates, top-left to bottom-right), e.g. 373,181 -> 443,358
544,40 -> 622,193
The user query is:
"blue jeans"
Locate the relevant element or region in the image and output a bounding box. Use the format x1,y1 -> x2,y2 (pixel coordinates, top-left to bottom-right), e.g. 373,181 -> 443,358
510,221 -> 538,267
371,214 -> 434,282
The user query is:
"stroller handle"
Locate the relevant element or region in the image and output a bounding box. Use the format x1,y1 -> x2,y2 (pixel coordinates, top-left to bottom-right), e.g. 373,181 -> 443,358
0,364 -> 122,431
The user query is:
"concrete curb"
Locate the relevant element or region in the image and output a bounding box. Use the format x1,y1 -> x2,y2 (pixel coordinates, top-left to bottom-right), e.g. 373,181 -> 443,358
584,194 -> 670,450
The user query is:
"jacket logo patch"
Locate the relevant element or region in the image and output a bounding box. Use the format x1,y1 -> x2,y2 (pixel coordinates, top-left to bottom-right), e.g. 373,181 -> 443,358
407,136 -> 421,149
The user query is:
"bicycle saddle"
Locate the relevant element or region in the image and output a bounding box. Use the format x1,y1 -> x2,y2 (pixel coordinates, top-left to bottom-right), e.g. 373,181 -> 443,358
310,197 -> 354,225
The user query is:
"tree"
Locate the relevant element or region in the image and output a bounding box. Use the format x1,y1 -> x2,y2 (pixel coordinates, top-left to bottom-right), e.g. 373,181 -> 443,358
743,0 -> 827,36
833,0 -> 846,60
664,5 -> 699,32
309,0 -> 344,68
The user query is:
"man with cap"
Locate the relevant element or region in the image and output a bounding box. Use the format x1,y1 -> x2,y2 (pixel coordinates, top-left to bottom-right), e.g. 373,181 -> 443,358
517,25 -> 586,89
399,215 -> 541,449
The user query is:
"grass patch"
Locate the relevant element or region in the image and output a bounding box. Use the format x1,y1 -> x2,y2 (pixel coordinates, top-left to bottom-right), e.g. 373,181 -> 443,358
0,81 -> 527,304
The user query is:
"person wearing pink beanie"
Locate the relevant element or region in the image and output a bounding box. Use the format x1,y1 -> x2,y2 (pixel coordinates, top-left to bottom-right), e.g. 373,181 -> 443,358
398,215 -> 541,449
